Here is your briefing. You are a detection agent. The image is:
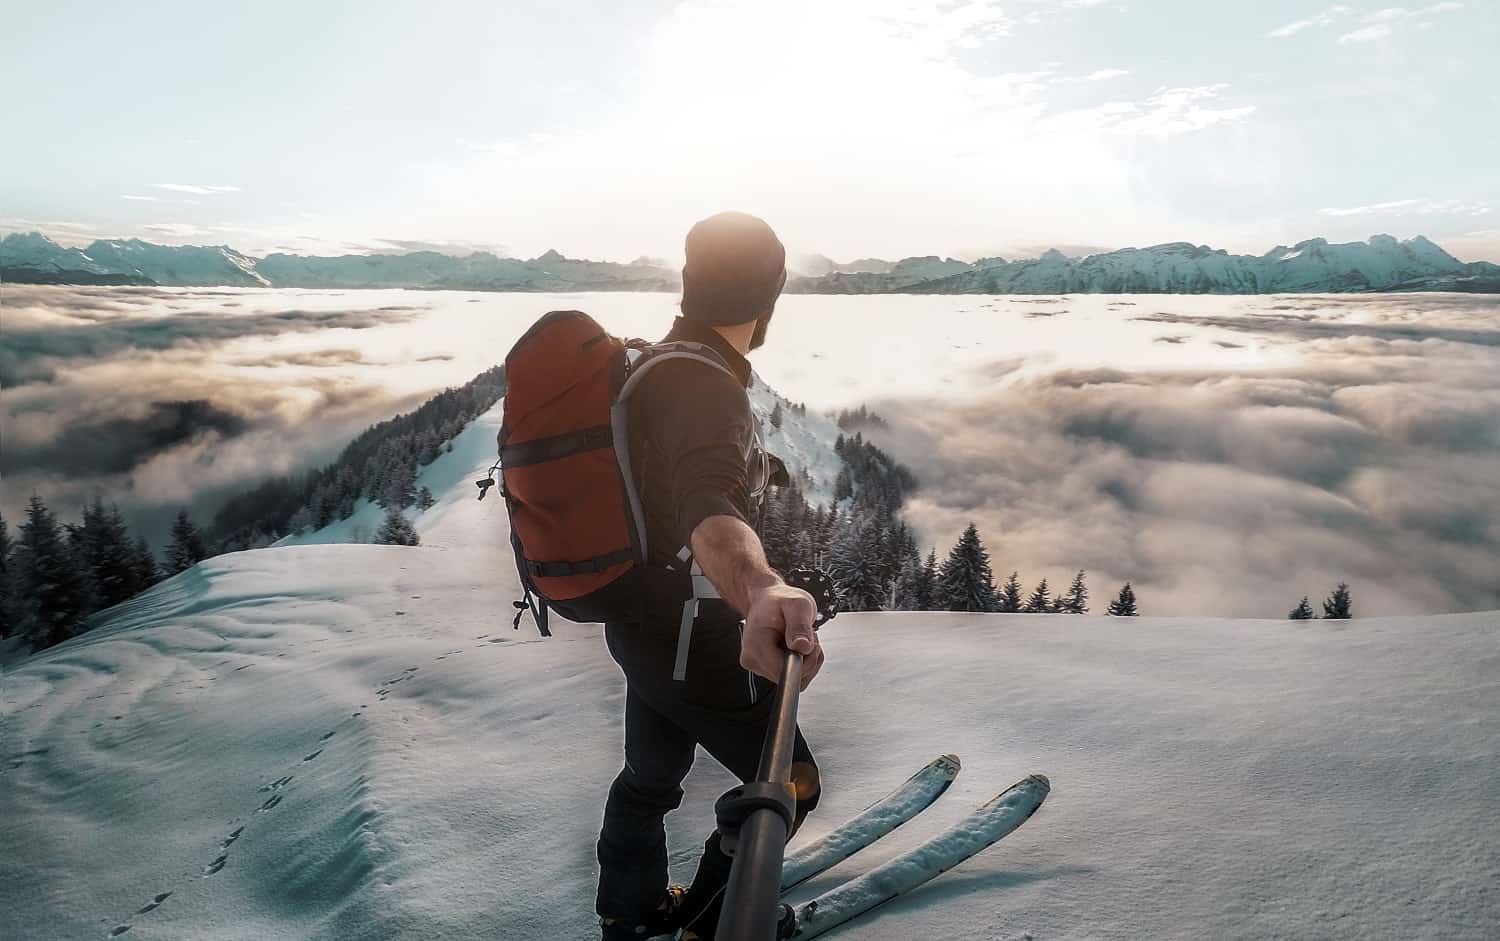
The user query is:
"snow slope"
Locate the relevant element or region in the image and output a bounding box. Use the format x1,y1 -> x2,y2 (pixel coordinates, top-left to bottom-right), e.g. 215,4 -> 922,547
4,407 -> 1498,940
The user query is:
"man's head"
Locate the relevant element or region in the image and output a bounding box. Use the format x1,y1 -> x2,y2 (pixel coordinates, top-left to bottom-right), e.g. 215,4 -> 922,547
680,211 -> 787,352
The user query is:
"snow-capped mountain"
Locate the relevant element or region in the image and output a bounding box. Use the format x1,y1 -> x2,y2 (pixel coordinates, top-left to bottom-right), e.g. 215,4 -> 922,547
80,238 -> 271,287
0,231 -> 109,274
258,248 -> 678,292
4,231 -> 1496,294
796,235 -> 1500,295
4,390 -> 1496,938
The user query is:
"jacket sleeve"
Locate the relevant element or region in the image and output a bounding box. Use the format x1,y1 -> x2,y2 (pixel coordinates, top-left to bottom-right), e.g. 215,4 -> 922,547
643,359 -> 754,545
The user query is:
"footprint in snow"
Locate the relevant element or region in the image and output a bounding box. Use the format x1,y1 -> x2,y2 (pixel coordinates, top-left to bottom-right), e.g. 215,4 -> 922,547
203,854 -> 228,875
257,794 -> 283,813
259,775 -> 293,792
303,750 -> 322,762
108,925 -> 132,937
136,892 -> 172,914
320,730 -> 336,741
220,828 -> 243,850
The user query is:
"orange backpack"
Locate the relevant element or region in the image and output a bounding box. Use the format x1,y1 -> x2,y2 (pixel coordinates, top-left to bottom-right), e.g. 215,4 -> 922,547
480,310 -> 741,635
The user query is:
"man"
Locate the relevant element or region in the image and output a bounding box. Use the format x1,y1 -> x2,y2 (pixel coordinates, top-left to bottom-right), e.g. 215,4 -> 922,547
597,212 -> 826,940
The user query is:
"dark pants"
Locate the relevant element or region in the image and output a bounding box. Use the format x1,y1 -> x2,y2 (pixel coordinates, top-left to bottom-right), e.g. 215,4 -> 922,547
597,610 -> 819,934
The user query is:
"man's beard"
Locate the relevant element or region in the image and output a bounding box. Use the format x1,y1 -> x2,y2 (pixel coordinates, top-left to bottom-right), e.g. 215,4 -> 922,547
749,310 -> 773,351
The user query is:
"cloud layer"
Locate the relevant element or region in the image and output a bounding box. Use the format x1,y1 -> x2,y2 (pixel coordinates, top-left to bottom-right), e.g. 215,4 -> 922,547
0,286 -> 435,545
867,295 -> 1500,617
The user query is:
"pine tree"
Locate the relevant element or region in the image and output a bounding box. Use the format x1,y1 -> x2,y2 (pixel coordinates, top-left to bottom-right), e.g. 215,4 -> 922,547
286,506 -> 315,535
376,505 -> 420,546
829,516 -> 888,611
381,460 -> 417,509
998,571 -> 1023,613
166,510 -> 208,576
1288,596 -> 1314,620
416,486 -> 437,511
769,402 -> 784,429
79,499 -> 138,611
0,514 -> 14,638
1322,582 -> 1352,619
130,536 -> 160,591
1107,582 -> 1139,616
15,495 -> 91,648
937,523 -> 998,612
1059,570 -> 1089,614
833,468 -> 853,503
911,549 -> 940,610
1023,578 -> 1052,613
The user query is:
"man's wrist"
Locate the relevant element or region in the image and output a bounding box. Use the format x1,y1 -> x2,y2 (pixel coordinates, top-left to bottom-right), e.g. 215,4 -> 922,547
745,571 -> 783,598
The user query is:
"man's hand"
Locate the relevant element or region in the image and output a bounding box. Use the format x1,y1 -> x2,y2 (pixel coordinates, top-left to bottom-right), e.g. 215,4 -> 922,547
742,582 -> 825,691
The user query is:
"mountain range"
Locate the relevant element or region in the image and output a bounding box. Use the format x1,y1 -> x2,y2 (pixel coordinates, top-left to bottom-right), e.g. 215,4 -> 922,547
3,230 -> 1496,295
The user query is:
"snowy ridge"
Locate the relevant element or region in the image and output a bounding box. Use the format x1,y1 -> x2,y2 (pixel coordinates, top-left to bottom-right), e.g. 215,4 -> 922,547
280,379 -> 845,549
3,410 -> 1498,937
749,376 -> 844,510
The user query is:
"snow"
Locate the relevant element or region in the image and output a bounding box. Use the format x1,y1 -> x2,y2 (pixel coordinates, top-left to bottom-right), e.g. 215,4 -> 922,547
750,377 -> 845,509
5,407 -> 1500,939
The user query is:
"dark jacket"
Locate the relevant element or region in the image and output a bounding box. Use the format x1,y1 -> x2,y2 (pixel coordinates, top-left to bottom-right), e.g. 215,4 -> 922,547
626,317 -> 758,578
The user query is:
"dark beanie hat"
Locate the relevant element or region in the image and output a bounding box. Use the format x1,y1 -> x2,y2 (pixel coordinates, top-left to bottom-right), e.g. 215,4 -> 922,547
681,211 -> 787,326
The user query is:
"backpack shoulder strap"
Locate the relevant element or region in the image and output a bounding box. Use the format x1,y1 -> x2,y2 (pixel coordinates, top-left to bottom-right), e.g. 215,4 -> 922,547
608,341 -> 749,582
615,340 -> 741,406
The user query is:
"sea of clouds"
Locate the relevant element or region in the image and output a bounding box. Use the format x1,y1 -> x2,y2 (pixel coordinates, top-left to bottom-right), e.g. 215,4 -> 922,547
2,285 -> 1496,616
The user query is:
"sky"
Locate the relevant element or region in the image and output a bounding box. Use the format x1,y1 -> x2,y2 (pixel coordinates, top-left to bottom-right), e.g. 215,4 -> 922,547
2,0 -> 1498,262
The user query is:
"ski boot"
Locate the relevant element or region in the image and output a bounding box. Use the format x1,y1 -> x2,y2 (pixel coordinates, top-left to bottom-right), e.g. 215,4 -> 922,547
599,885 -> 686,940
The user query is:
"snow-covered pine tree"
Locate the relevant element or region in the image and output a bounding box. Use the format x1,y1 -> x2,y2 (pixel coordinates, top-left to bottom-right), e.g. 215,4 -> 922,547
1288,596 -> 1314,620
16,495 -> 91,648
829,516 -> 888,611
416,486 -> 437,511
998,571 -> 1023,613
1023,577 -> 1052,613
769,401 -> 784,429
381,460 -> 418,509
909,549 -> 939,610
166,510 -> 208,576
1107,582 -> 1139,616
1059,570 -> 1089,614
1322,583 -> 1352,619
376,505 -> 420,546
937,523 -> 999,612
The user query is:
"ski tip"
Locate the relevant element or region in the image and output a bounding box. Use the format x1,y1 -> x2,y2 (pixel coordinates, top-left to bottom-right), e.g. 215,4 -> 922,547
1027,773 -> 1051,792
937,753 -> 961,775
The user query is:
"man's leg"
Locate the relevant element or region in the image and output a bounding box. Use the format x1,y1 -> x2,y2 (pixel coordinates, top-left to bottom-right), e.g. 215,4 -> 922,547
658,644 -> 820,939
673,710 -> 820,939
596,683 -> 698,924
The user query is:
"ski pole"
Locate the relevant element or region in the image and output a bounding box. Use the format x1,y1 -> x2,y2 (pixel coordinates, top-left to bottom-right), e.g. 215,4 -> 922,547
715,646 -> 804,941
716,568 -> 838,941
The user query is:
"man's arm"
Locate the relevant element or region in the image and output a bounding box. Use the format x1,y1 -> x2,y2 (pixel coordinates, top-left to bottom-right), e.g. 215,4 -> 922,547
691,514 -> 825,689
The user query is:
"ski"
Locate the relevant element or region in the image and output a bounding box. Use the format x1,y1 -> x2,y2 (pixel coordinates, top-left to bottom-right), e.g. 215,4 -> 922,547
785,773 -> 1051,939
781,753 -> 962,892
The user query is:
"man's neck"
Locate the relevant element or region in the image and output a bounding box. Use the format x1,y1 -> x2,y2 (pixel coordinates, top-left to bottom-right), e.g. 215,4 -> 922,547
710,321 -> 756,356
